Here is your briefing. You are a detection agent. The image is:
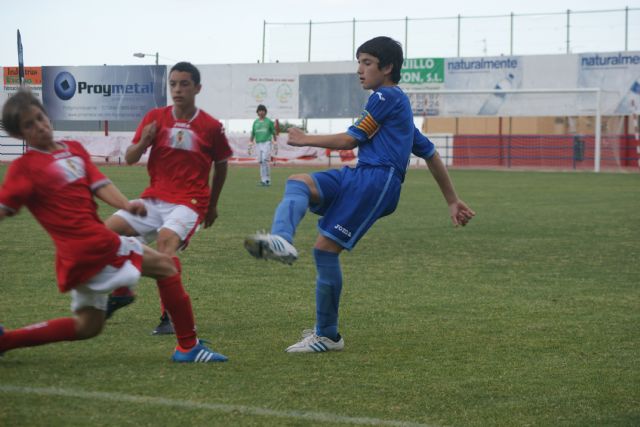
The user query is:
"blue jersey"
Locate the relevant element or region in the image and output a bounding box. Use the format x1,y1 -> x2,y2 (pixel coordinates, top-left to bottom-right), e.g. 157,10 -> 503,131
346,86 -> 436,180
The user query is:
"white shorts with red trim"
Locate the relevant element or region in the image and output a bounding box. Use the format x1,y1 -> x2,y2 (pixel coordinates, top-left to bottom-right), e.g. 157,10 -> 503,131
70,236 -> 144,312
114,198 -> 200,249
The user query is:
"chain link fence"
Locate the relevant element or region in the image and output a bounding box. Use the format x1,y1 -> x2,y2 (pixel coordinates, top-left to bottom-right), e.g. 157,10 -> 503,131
262,7 -> 640,63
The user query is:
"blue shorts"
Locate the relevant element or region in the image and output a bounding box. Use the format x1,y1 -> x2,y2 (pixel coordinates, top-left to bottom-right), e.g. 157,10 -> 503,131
310,165 -> 402,250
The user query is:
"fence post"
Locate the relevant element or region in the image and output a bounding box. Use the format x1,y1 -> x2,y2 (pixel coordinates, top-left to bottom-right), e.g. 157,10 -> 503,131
262,20 -> 266,63
308,20 -> 312,62
566,9 -> 571,54
352,18 -> 356,59
457,14 -> 461,57
625,6 -> 629,51
510,12 -> 514,55
405,16 -> 409,56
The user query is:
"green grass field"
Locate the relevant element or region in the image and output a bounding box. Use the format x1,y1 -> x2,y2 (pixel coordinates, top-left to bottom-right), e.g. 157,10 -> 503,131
0,164 -> 638,426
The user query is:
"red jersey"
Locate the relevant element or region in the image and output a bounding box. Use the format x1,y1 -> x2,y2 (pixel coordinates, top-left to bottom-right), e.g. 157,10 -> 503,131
133,106 -> 232,219
0,141 -> 121,293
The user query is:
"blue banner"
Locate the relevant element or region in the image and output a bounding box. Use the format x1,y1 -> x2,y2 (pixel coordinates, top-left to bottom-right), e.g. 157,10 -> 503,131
42,65 -> 167,121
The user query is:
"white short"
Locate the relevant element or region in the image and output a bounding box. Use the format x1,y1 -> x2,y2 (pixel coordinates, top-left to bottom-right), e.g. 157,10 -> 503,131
114,198 -> 200,247
256,142 -> 272,163
70,236 -> 144,312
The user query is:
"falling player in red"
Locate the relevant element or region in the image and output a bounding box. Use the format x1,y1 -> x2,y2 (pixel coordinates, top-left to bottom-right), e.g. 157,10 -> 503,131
105,62 -> 232,335
0,89 -> 227,363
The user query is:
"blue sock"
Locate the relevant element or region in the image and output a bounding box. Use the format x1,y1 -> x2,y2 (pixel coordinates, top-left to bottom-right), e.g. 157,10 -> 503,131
314,248 -> 342,341
270,180 -> 311,244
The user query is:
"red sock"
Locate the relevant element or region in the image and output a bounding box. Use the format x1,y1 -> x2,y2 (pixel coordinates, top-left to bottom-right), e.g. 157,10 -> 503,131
156,273 -> 197,349
0,317 -> 77,352
172,256 -> 182,273
112,287 -> 134,298
158,257 -> 181,318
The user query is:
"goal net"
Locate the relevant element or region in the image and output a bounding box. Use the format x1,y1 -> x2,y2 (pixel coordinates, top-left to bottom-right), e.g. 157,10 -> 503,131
407,88 -> 639,172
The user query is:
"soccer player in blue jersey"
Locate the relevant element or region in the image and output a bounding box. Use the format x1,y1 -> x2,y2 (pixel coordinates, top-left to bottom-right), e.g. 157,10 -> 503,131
244,36 -> 475,353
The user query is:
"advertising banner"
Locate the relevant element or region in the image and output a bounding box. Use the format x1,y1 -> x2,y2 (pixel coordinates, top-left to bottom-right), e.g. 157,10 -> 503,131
442,56 -> 523,117
578,51 -> 640,115
399,57 -> 445,115
231,64 -> 299,119
4,66 -> 41,86
42,65 -> 166,121
1,66 -> 43,110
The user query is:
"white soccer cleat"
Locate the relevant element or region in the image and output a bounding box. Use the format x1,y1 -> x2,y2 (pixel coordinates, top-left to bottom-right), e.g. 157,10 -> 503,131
244,232 -> 298,265
285,331 -> 344,353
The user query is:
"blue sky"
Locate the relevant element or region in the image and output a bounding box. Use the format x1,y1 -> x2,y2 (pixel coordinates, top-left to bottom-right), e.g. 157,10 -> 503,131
1,0 -> 638,67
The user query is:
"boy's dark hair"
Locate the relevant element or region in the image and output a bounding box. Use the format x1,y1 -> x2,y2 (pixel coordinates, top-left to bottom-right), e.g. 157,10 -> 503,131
356,36 -> 404,84
170,62 -> 201,86
256,104 -> 267,114
1,88 -> 47,138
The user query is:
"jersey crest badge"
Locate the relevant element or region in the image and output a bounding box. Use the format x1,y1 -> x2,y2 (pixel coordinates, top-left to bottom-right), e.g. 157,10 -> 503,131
55,156 -> 86,183
170,128 -> 194,151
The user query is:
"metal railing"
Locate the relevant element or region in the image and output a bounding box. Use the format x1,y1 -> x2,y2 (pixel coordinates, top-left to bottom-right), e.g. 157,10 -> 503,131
0,132 -> 25,161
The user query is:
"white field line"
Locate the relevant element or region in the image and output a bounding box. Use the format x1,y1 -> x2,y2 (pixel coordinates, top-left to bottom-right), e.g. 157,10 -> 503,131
0,385 -> 438,427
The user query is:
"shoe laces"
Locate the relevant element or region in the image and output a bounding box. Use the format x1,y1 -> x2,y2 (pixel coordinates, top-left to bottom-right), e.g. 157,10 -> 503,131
299,332 -> 322,345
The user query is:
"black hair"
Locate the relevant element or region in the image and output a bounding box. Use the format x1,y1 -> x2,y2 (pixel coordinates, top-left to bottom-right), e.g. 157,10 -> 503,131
1,88 -> 47,138
356,36 -> 404,84
256,104 -> 267,114
170,62 -> 201,86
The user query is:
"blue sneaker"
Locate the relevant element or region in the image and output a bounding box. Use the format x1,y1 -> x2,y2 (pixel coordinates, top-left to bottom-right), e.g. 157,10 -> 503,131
172,339 -> 228,363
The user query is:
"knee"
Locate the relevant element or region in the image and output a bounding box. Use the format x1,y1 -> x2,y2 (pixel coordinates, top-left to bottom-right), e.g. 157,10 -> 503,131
157,253 -> 178,278
156,234 -> 179,256
288,174 -> 309,183
286,175 -> 316,200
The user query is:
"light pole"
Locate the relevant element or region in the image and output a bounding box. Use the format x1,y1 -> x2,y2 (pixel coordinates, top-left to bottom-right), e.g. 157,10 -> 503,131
133,52 -> 159,65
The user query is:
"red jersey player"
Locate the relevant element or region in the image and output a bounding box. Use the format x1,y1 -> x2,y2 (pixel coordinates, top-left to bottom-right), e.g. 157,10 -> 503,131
0,89 -> 227,363
105,62 -> 232,334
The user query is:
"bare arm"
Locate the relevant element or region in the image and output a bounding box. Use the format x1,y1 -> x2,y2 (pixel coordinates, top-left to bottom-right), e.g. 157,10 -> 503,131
426,152 -> 475,227
125,122 -> 156,165
287,127 -> 357,150
95,183 -> 146,216
203,160 -> 228,228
